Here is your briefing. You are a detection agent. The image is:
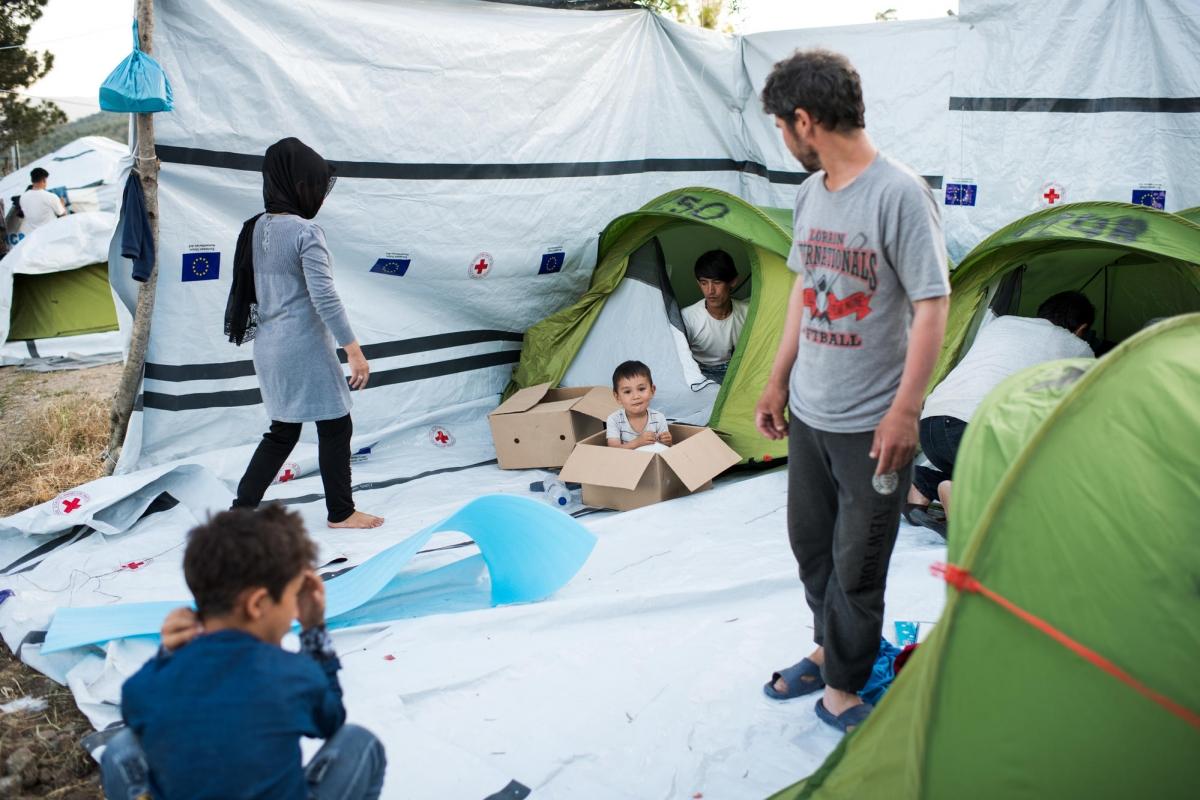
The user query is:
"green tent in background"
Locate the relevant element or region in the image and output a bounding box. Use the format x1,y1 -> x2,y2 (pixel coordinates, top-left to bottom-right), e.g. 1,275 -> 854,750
1176,205 -> 1200,225
507,187 -> 796,463
931,202 -> 1200,389
8,264 -> 119,341
770,314 -> 1200,800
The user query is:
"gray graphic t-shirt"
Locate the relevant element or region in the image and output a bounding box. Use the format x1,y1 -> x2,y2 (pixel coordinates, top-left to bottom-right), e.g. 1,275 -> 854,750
786,153 -> 950,433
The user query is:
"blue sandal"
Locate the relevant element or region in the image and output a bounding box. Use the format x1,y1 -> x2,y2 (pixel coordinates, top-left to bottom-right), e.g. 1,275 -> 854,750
763,658 -> 826,700
814,698 -> 873,732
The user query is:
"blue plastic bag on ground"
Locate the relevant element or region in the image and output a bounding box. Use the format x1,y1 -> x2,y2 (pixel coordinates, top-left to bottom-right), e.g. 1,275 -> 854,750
99,20 -> 173,113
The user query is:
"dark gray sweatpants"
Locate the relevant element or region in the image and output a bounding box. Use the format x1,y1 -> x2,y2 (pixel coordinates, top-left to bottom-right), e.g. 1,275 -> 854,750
787,416 -> 911,692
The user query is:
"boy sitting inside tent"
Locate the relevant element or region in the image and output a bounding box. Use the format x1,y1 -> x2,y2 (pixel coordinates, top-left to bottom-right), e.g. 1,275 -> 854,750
905,291 -> 1095,533
101,505 -> 387,800
607,360 -> 673,450
682,250 -> 749,384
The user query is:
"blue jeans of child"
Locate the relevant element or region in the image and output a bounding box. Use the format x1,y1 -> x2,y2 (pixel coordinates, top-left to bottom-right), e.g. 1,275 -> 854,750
101,724 -> 387,800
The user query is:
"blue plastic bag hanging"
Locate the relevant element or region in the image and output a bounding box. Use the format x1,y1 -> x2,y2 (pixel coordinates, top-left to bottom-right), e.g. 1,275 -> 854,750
99,20 -> 173,113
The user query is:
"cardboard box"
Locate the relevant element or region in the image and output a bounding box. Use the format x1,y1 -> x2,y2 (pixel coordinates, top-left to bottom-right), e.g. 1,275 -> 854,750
489,383 -> 619,470
558,424 -> 741,511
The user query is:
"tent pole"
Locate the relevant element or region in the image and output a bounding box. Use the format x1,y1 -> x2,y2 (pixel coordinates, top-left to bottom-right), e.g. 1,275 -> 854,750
104,0 -> 159,475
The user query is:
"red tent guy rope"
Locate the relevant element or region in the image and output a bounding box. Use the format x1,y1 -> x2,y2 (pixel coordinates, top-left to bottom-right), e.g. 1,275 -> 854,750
932,562 -> 1200,730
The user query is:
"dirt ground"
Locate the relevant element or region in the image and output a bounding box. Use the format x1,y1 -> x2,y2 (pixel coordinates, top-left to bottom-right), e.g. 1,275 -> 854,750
0,363 -> 119,798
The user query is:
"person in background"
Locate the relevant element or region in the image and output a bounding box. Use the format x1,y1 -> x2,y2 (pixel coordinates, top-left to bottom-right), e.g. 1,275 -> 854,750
100,505 -> 387,800
17,167 -> 67,235
607,360 -> 673,449
681,250 -> 749,384
906,291 -> 1096,527
225,137 -> 383,529
754,49 -> 950,733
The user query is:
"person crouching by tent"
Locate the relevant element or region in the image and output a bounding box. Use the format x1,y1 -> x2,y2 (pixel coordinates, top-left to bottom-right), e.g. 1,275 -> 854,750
607,360 -> 673,449
225,137 -> 383,529
905,291 -> 1096,530
682,250 -> 749,384
100,506 -> 387,799
754,49 -> 950,733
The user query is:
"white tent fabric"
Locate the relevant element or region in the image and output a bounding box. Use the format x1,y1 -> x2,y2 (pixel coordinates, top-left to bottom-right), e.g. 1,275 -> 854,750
120,0 -> 1200,474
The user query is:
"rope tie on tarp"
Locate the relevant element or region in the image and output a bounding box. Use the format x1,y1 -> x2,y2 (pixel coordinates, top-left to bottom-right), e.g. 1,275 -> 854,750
932,562 -> 1200,730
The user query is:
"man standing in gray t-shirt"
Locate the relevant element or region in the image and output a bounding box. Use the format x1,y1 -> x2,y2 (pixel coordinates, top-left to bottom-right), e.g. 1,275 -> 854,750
754,49 -> 950,733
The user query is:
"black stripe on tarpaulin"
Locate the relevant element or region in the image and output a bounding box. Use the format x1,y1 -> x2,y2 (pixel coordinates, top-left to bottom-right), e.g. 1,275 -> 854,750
156,144 -> 944,190
0,526 -> 93,576
483,780 -> 532,800
949,96 -> 1200,113
145,330 -> 524,383
142,350 -> 520,411
280,458 -> 499,506
16,629 -> 46,659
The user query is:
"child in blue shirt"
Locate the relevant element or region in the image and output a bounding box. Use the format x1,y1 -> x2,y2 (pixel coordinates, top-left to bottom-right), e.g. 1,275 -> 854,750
100,505 -> 386,800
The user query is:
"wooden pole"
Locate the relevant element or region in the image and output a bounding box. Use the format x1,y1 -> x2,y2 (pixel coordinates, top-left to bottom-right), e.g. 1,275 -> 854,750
104,0 -> 159,474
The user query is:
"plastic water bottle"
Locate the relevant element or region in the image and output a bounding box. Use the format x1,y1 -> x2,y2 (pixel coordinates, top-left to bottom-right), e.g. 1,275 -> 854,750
545,479 -> 571,507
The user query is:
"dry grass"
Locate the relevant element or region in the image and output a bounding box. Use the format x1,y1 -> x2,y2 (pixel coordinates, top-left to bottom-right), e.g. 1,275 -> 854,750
0,648 -> 101,798
0,393 -> 109,518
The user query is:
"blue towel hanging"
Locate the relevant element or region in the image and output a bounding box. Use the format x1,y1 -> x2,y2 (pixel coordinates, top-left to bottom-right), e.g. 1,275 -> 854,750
99,20 -> 174,113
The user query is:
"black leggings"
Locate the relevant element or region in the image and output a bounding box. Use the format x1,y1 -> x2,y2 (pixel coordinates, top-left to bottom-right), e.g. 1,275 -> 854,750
232,414 -> 354,523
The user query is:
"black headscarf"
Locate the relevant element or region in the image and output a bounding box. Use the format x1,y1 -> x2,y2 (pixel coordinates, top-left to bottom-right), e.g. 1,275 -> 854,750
224,137 -> 337,345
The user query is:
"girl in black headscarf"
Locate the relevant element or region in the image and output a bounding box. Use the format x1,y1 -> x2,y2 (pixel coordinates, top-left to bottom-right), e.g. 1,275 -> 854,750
226,138 -> 383,529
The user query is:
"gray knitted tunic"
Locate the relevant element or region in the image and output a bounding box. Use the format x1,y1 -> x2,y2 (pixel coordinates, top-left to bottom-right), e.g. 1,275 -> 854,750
251,214 -> 355,423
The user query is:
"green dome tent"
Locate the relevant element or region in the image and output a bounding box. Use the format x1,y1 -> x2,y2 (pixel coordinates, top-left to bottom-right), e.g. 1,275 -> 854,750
770,314 -> 1200,800
931,202 -> 1200,389
507,187 -> 795,463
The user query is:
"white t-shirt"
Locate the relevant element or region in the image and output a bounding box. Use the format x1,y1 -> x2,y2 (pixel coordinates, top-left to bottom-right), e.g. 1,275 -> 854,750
18,188 -> 66,234
681,298 -> 749,366
922,315 -> 1095,423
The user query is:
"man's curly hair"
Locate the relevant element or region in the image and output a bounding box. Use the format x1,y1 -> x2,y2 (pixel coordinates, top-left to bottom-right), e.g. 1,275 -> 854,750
761,49 -> 866,132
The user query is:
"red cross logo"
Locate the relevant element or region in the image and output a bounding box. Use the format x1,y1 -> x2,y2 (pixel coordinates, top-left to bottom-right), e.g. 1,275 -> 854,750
53,491 -> 90,516
469,252 -> 493,279
429,426 -> 454,447
122,561 -> 145,571
1039,182 -> 1065,207
275,461 -> 300,484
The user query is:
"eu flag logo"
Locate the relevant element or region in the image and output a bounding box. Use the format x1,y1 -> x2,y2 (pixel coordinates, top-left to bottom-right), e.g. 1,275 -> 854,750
944,183 -> 977,207
182,252 -> 220,282
1132,189 -> 1165,210
370,258 -> 410,277
538,251 -> 565,275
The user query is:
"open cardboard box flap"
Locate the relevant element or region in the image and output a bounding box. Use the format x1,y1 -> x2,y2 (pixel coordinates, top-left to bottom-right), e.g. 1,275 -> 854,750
559,438 -> 657,491
570,388 -> 621,422
659,427 -> 742,491
491,383 -> 553,416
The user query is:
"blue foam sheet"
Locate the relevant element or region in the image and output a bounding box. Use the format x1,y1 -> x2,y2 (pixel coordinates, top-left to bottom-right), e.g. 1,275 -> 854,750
42,494 -> 596,653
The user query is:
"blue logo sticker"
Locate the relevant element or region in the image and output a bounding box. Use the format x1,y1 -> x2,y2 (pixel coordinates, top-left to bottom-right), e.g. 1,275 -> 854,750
370,257 -> 410,277
538,251 -> 565,275
182,252 -> 220,282
350,445 -> 373,464
1131,189 -> 1165,210
944,183 -> 977,207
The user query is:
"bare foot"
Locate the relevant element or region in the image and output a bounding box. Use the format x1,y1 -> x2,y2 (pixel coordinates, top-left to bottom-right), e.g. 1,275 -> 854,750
907,483 -> 930,507
773,646 -> 824,694
937,480 -> 952,516
328,511 -> 385,529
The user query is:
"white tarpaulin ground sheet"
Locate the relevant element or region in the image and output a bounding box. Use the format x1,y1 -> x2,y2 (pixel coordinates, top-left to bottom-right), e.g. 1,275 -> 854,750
0,438 -> 947,798
1,0 -> 1197,795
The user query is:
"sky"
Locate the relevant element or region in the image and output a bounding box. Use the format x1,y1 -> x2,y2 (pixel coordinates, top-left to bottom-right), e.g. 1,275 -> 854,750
25,0 -> 959,120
